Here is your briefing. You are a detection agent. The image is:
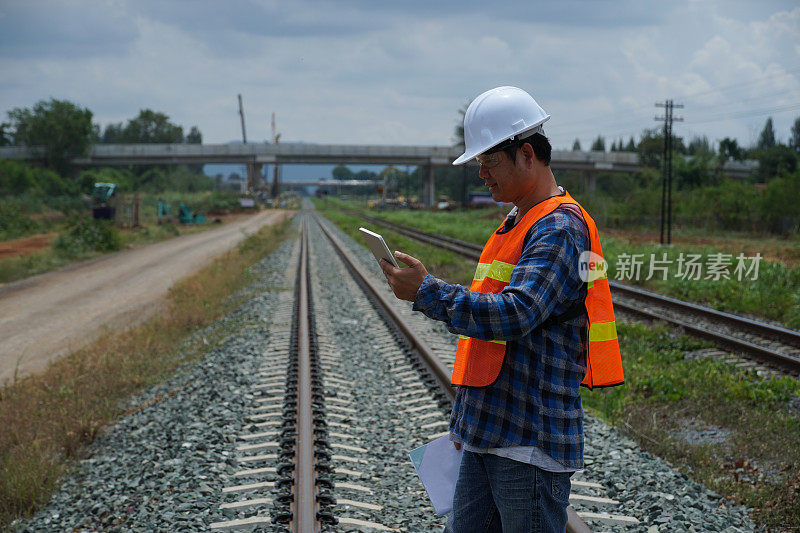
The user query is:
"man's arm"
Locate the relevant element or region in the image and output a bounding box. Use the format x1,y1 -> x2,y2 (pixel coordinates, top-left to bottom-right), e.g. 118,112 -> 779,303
385,215 -> 585,341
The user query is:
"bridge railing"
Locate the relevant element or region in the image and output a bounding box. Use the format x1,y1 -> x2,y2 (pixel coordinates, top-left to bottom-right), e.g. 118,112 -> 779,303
0,143 -> 755,178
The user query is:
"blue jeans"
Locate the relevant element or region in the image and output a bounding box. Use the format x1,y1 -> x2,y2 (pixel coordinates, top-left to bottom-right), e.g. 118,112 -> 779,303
444,450 -> 571,533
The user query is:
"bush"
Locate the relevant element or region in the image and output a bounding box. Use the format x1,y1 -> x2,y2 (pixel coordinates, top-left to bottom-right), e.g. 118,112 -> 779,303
53,217 -> 122,257
760,171 -> 800,234
0,160 -> 75,196
77,167 -> 137,194
0,198 -> 43,240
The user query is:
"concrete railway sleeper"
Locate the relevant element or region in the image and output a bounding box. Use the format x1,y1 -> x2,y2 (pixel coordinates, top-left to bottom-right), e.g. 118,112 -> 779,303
12,208 -> 756,531
311,213 -> 616,532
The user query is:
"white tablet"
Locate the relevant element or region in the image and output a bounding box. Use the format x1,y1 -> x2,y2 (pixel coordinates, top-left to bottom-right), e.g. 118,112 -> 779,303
359,227 -> 399,268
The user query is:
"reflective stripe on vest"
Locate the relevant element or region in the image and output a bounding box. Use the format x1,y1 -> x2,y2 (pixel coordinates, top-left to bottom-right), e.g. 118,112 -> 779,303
474,260 -> 515,283
452,191 -> 624,389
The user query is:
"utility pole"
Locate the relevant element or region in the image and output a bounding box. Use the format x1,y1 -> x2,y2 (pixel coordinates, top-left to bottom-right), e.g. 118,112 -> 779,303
270,112 -> 281,199
655,100 -> 683,245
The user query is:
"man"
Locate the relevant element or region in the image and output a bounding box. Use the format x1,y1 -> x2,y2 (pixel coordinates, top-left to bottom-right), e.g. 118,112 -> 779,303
380,86 -> 623,532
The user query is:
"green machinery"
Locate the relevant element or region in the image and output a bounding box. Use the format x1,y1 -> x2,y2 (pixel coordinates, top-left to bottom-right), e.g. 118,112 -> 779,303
158,200 -> 206,224
158,200 -> 205,225
92,182 -> 117,219
157,200 -> 172,224
178,202 -> 206,225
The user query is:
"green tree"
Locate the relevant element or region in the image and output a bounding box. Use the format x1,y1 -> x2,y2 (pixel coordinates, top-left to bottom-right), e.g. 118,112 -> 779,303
186,126 -> 202,144
572,138 -> 581,151
757,117 -> 776,150
7,98 -> 93,176
453,100 -> 470,150
675,150 -> 714,189
637,129 -> 664,168
119,109 -> 184,143
101,122 -> 124,143
355,169 -> 376,180
0,159 -> 76,196
0,122 -> 11,146
760,170 -> 800,233
332,165 -> 353,180
756,144 -> 798,182
184,126 -> 203,173
626,137 -> 636,152
687,136 -> 712,156
90,123 -> 101,143
590,135 -> 605,152
718,137 -> 743,162
790,117 -> 800,155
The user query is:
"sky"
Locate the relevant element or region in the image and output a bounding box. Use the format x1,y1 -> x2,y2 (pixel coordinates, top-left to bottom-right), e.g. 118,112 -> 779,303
1,0 -> 799,155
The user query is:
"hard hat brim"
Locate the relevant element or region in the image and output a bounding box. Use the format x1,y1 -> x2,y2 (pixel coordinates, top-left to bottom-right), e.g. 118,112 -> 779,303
451,120 -> 549,166
452,147 -> 483,166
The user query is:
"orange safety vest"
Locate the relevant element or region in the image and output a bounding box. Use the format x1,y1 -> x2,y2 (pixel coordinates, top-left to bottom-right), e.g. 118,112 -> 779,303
452,191 -> 624,389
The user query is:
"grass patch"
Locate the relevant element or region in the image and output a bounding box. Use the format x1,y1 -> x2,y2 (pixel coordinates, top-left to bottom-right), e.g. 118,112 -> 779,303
0,247 -> 76,284
327,199 -> 800,328
0,211 -> 289,285
582,322 -> 800,530
323,198 -> 800,527
600,237 -> 800,329
0,215 -> 294,529
314,199 -> 475,285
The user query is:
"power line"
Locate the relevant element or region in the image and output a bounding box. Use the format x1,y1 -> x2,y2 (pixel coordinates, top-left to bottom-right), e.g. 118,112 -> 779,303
554,64 -> 800,131
682,87 -> 797,114
554,104 -> 656,129
685,102 -> 800,125
674,64 -> 800,101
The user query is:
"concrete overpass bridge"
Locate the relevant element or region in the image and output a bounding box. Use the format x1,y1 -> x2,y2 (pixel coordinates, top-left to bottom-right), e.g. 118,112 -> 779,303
0,143 -> 756,206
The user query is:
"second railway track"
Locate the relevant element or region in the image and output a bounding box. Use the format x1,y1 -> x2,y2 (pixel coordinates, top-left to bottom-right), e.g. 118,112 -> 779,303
347,208 -> 800,377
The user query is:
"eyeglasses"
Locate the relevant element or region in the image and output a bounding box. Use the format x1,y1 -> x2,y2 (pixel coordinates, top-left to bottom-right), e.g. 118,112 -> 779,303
475,151 -> 503,169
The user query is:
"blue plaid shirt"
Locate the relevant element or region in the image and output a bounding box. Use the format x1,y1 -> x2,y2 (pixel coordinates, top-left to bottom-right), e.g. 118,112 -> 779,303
413,204 -> 590,469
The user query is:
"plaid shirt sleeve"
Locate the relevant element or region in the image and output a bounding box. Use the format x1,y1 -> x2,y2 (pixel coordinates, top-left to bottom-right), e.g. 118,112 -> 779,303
412,211 -> 586,341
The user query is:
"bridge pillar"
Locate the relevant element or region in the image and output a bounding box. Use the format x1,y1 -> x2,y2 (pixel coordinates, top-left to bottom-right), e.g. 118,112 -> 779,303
423,165 -> 435,207
244,163 -> 267,193
246,164 -> 253,192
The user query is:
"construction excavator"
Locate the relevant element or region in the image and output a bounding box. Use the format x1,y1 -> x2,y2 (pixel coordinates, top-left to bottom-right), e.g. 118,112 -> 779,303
91,182 -> 116,220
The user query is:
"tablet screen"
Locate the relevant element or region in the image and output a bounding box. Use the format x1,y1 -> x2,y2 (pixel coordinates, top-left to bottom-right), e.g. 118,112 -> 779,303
359,227 -> 399,268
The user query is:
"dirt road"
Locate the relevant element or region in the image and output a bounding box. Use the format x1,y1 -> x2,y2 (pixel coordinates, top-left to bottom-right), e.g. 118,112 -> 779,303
0,210 -> 292,385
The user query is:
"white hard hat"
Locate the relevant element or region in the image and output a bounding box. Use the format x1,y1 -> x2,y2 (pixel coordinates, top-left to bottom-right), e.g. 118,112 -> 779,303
453,86 -> 550,165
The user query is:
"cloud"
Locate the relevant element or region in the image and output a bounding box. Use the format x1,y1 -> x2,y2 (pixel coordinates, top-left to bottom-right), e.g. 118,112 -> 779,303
0,0 -> 798,152
0,1 -> 139,58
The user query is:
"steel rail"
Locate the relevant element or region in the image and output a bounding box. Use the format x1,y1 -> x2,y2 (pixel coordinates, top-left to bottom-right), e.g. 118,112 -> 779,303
609,283 -> 800,349
292,217 -> 319,532
348,208 -> 800,373
312,213 -> 593,533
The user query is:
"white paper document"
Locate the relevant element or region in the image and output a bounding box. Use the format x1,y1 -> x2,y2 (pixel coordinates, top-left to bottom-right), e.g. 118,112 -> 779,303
408,435 -> 463,516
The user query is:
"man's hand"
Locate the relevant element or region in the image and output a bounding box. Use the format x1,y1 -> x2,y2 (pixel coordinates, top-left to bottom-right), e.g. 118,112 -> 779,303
379,251 -> 428,301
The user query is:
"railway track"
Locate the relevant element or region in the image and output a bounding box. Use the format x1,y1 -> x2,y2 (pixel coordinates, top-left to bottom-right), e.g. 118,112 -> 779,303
347,209 -> 800,376
13,207 -> 759,532
209,211 -> 642,531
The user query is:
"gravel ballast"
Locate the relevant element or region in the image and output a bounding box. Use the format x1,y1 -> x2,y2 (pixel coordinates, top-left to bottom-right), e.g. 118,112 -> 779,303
317,212 -> 758,532
12,209 -> 760,532
12,231 -> 300,532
